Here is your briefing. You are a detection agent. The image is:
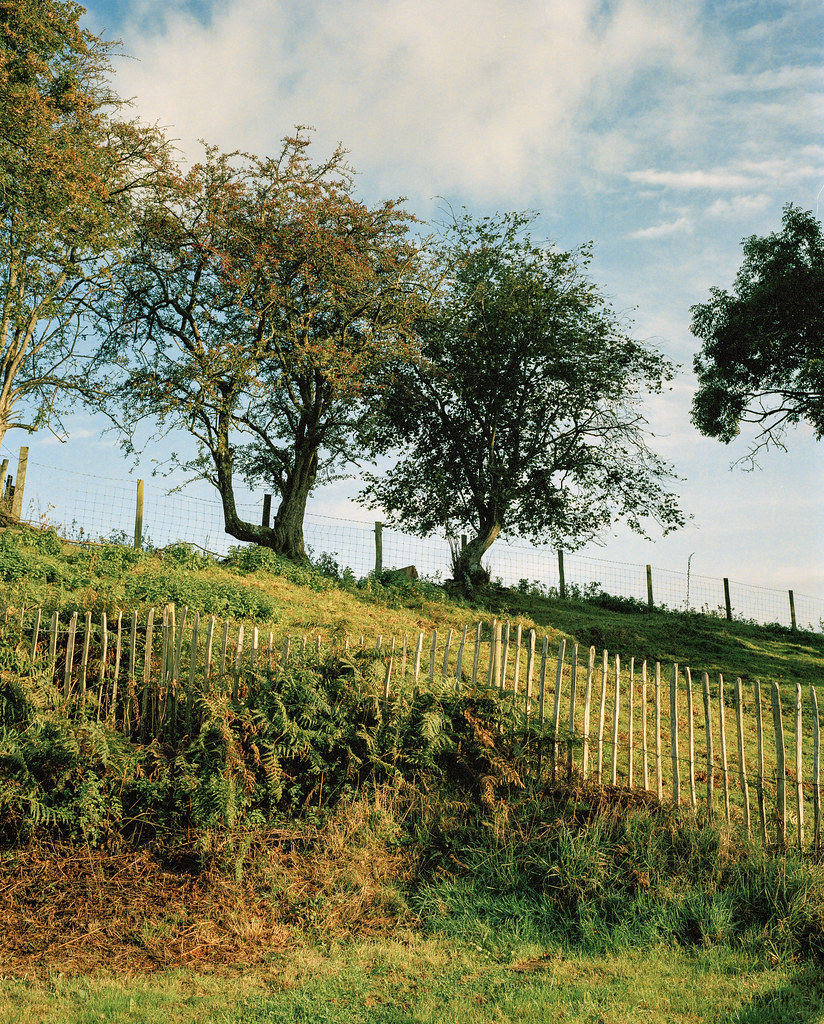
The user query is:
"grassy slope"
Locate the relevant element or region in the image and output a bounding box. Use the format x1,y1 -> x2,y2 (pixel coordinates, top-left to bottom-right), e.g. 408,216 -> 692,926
1,527 -> 824,1024
2,524 -> 820,689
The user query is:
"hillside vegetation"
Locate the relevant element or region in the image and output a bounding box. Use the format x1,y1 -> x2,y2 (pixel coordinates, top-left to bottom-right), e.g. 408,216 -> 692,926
0,523 -> 823,1024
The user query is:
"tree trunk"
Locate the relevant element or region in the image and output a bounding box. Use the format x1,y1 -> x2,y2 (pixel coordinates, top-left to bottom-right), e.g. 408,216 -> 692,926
451,521 -> 501,590
214,443 -> 315,562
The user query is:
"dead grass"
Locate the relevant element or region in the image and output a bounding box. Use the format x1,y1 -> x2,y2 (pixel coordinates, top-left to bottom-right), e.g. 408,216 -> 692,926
0,794 -> 421,979
0,841 -> 292,977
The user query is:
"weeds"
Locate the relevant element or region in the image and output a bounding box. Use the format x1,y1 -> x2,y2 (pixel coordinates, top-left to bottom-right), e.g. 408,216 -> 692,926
1,525 -> 824,984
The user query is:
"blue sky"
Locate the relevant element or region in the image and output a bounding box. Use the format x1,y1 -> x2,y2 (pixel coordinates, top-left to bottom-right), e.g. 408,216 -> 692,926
7,0 -> 822,596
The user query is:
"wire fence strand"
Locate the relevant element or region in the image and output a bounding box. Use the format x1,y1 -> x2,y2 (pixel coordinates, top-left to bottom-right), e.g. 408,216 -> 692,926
10,456 -> 824,632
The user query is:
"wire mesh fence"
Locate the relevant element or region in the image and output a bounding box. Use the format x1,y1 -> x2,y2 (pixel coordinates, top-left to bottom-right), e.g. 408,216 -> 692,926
7,452 -> 824,632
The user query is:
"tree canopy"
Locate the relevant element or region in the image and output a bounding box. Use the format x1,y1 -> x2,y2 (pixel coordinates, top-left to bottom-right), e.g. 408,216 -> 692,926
360,211 -> 684,588
104,135 -> 423,560
690,204 -> 824,465
0,0 -> 169,448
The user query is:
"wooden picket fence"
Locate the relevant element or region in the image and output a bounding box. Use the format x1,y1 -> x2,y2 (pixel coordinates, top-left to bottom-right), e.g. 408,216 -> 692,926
1,604 -> 821,853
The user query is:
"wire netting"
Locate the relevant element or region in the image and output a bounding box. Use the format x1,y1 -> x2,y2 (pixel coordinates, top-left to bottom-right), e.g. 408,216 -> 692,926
10,455 -> 824,632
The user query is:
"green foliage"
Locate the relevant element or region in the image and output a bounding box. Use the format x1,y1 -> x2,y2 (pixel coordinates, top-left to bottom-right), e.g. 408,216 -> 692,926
0,0 -> 170,448
691,204 -> 824,464
361,210 -> 684,587
123,566 -> 278,620
103,133 -> 423,562
0,528 -> 69,586
412,797 -> 824,965
225,544 -> 335,593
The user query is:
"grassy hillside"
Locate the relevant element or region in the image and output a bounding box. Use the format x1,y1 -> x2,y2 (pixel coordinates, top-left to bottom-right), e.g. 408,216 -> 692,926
1,522 -> 823,1024
1,521 -> 821,688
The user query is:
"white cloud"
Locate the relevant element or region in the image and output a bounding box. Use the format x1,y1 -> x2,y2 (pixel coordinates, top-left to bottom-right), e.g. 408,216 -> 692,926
705,194 -> 771,218
628,168 -> 753,191
96,0 -> 716,204
630,216 -> 693,240
732,65 -> 824,93
628,151 -> 824,197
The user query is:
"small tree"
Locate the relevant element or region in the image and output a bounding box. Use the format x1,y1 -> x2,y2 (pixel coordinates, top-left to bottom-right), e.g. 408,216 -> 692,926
0,0 -> 169,447
105,135 -> 422,561
691,204 -> 824,465
360,211 -> 684,588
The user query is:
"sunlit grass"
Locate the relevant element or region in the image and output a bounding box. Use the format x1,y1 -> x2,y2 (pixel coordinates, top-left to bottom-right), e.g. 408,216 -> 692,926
2,940 -> 823,1024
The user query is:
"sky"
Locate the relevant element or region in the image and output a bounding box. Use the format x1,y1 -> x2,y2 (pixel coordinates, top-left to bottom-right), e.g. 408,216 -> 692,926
6,0 -> 823,597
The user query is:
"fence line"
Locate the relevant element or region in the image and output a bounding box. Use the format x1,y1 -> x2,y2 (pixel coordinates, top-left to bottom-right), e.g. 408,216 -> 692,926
4,451 -> 823,631
2,603 -> 821,853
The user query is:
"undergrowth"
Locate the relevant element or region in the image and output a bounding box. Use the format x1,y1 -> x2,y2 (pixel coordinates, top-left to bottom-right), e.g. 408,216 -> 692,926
0,640 -> 822,967
1,525 -> 824,971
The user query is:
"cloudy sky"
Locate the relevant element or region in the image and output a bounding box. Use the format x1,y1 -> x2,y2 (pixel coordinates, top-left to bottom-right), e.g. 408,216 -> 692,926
12,0 -> 824,595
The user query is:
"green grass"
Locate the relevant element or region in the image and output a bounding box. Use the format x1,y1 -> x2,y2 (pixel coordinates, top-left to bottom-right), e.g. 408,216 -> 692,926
2,942 -> 823,1024
1,524 -> 823,1023
1,523 -> 820,692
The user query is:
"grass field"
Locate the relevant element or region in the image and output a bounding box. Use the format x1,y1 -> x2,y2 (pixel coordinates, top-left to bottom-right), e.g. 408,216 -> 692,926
0,524 -> 822,1023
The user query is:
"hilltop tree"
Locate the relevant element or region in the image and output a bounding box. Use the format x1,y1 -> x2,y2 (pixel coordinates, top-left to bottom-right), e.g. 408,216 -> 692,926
691,204 -> 824,465
104,135 -> 422,561
360,211 -> 684,589
0,0 -> 169,447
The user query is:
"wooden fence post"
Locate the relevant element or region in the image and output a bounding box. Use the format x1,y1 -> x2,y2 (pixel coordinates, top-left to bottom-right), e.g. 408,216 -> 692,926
646,565 -> 654,611
233,625 -> 244,701
413,632 -> 424,694
64,612 -> 78,704
111,612 -> 123,727
811,685 -> 821,853
429,629 -> 438,685
795,681 -> 804,850
79,611 -> 92,708
485,621 -> 496,688
597,649 -> 608,785
581,646 -> 595,781
511,625 -> 522,696
536,635 -> 549,779
558,550 -> 566,599
642,660 -> 649,791
187,611 -> 199,735
723,578 -> 732,622
141,608 -> 155,740
627,657 -> 635,789
526,629 -> 537,720
499,621 -> 510,693
374,521 -> 383,576
262,494 -> 272,528
771,681 -> 787,849
567,643 -> 578,781
654,662 -> 663,801
97,611 -> 108,722
455,625 -> 467,691
719,674 -> 731,824
442,627 -> 453,680
10,446 -> 28,520
753,680 -> 768,844
702,672 -> 714,817
685,667 -> 696,811
127,610 -> 138,734
788,591 -> 797,631
383,658 -> 393,707
471,623 -> 481,687
550,638 -> 565,776
670,664 -> 680,806
611,654 -> 621,786
134,479 -> 144,550
735,677 -> 751,836
30,607 -> 41,662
